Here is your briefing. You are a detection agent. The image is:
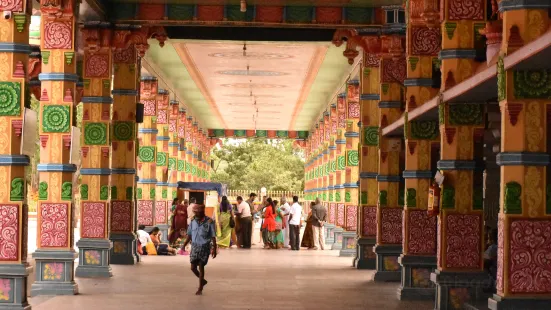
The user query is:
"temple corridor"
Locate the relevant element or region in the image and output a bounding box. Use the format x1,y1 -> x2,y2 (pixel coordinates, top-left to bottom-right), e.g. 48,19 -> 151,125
29,247 -> 432,310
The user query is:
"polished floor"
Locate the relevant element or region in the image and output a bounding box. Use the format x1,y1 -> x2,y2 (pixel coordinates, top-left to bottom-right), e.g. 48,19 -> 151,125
29,244 -> 434,310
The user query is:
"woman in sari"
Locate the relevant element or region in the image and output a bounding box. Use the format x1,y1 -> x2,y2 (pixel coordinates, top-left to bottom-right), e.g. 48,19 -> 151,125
301,202 -> 315,249
216,197 -> 234,248
262,198 -> 278,249
273,200 -> 285,249
168,199 -> 188,245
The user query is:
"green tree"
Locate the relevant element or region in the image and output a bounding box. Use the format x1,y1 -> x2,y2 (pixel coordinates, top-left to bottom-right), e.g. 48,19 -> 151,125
211,139 -> 304,191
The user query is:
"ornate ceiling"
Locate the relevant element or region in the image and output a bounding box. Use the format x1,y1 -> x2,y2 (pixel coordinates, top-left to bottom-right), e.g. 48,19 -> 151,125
108,0 -> 400,7
144,39 -> 354,131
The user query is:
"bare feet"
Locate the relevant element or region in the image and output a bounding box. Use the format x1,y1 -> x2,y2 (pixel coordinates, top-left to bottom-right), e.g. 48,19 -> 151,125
202,279 -> 208,286
195,288 -> 203,295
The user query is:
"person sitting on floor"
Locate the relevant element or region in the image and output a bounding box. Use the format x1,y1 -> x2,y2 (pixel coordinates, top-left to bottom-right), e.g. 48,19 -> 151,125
137,224 -> 152,255
150,227 -> 177,255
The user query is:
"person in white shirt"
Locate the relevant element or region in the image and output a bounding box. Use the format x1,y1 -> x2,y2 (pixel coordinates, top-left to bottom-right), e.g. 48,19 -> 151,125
187,198 -> 195,226
137,225 -> 152,254
288,196 -> 303,251
236,195 -> 253,249
279,197 -> 291,248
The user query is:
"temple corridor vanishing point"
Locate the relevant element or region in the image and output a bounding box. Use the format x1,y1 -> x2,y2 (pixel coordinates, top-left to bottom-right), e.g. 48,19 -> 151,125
0,0 -> 551,309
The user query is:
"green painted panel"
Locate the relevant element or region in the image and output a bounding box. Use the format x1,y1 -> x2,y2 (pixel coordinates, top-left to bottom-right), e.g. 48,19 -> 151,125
168,4 -> 194,20
112,3 -> 136,20
345,7 -> 373,24
285,6 -> 312,23
226,5 -> 254,21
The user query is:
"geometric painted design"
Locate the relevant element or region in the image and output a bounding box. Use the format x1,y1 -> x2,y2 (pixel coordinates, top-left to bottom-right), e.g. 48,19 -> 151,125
143,99 -> 156,116
364,126 -> 379,146
337,156 -> 345,170
407,210 -> 437,255
168,158 -> 176,170
44,20 -> 72,49
337,203 -> 345,227
445,214 -> 481,269
362,206 -> 377,237
138,146 -> 155,162
39,203 -> 69,247
42,262 -> 64,281
42,105 -> 70,133
177,160 -> 184,171
84,122 -> 107,145
157,110 -> 167,124
381,208 -> 402,244
84,250 -> 101,265
0,204 -> 19,261
346,150 -> 359,166
85,54 -> 109,78
156,152 -> 167,166
137,200 -> 154,226
155,201 -> 167,224
81,202 -> 106,238
448,0 -> 484,20
345,205 -> 357,231
347,102 -> 360,118
110,201 -> 132,232
113,121 -> 134,141
0,81 -> 21,116
329,203 -> 336,224
509,219 -> 551,294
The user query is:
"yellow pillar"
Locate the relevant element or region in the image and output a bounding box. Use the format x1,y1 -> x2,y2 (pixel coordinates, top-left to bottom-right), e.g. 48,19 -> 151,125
154,89 -> 169,239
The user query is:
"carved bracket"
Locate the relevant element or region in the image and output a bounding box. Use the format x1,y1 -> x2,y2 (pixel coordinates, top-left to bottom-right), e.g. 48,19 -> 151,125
504,101 -> 523,126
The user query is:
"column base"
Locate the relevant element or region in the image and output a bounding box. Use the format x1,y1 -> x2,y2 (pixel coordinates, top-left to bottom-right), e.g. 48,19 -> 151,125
354,237 -> 376,269
157,224 -> 170,243
75,239 -> 113,278
110,232 -> 138,265
339,231 -> 356,257
488,294 -> 551,310
431,269 -> 491,310
0,264 -> 32,310
324,224 -> 335,245
397,254 -> 436,300
331,227 -> 343,250
31,250 -> 78,296
374,244 -> 402,282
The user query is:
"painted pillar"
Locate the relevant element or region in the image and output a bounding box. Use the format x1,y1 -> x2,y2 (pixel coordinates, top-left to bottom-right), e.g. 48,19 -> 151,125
398,0 -> 441,298
373,36 -> 406,282
0,1 -> 32,307
110,38 -> 140,265
341,80 -> 360,257
489,4 -> 551,309
154,89 -> 169,240
75,24 -> 113,278
332,93 -> 347,250
167,99 -> 179,209
191,122 -> 198,182
137,76 -> 158,228
355,48 -> 381,270
325,104 -> 337,246
32,0 -> 79,296
177,108 -> 186,184
185,116 -> 193,182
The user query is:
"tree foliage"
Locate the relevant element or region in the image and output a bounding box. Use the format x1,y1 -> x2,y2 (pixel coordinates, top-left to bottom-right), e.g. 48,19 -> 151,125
210,139 -> 304,191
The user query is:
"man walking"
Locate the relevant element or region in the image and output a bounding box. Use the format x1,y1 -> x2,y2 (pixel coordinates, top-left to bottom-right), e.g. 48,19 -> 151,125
236,196 -> 252,249
311,198 -> 327,250
182,204 -> 217,295
280,197 -> 291,248
288,196 -> 303,251
246,193 -> 257,245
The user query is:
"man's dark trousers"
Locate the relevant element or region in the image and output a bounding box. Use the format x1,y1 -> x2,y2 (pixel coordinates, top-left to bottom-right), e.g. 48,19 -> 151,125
240,216 -> 252,248
289,224 -> 300,250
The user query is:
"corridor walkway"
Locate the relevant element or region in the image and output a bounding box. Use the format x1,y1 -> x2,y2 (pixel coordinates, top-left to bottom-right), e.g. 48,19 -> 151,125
29,246 -> 432,310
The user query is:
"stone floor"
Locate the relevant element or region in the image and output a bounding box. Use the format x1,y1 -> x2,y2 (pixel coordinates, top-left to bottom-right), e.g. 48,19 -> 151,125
29,245 -> 434,310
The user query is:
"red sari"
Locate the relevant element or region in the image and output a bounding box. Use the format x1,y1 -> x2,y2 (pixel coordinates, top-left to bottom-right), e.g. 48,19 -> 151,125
262,206 -> 277,232
169,203 -> 188,244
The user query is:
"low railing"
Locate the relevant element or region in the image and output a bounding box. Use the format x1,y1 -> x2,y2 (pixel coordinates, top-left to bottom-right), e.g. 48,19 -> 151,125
226,190 -> 304,204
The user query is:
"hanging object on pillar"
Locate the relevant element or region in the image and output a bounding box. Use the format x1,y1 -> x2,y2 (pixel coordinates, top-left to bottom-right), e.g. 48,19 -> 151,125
136,103 -> 144,123
427,181 -> 441,217
240,0 -> 247,12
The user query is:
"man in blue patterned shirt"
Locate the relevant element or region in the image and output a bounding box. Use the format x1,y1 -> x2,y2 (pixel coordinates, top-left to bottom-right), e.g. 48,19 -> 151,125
183,204 -> 217,295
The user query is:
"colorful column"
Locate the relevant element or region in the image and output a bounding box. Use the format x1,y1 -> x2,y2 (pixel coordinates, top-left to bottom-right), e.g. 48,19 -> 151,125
398,0 -> 441,299
331,93 -> 347,250
373,36 -> 406,282
325,105 -> 337,247
341,80 -> 360,257
177,108 -> 186,184
489,4 -> 551,309
355,46 -> 381,270
185,116 -> 193,182
167,100 -> 179,207
137,76 -> 158,228
32,0 -> 79,296
76,24 -> 113,278
0,1 -> 32,307
154,89 -> 169,241
110,34 -> 140,265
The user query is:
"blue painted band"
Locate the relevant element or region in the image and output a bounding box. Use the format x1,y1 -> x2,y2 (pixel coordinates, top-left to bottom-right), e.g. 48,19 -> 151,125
323,150 -> 329,155
344,132 -> 359,138
81,96 -> 113,104
157,136 -> 170,141
329,146 -> 337,150
80,168 -> 111,175
404,78 -> 434,87
0,43 -> 31,54
137,178 -> 158,184
156,182 -> 169,186
168,142 -> 179,147
403,170 -> 433,179
37,164 -> 77,172
170,100 -> 179,105
343,183 -> 358,188
379,101 -> 402,108
439,49 -> 477,60
360,172 -> 378,179
186,151 -> 192,155
437,160 -> 483,170
29,79 -> 40,87
111,168 -> 136,175
376,175 -> 401,182
141,76 -> 157,81
333,184 -> 345,189
499,0 -> 551,11
158,89 -> 169,95
39,73 -> 79,82
330,103 -> 337,108
336,139 -> 346,144
496,152 -> 550,166
112,89 -> 138,96
338,93 -> 346,98
138,128 -> 159,134
168,183 -> 179,188
0,155 -> 30,166
347,80 -> 359,85
361,94 -> 380,100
